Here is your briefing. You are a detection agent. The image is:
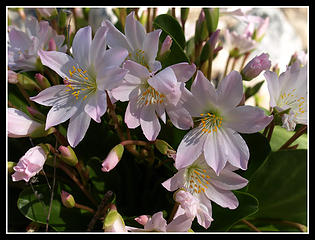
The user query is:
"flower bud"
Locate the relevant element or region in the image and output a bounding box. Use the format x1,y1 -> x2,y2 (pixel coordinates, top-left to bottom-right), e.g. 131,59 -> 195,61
135,215 -> 150,226
241,53 -> 271,81
195,10 -> 208,44
159,35 -> 172,57
48,38 -> 57,51
203,8 -> 219,36
101,144 -> 124,172
180,8 -> 189,24
61,190 -> 76,208
34,73 -> 51,90
103,209 -> 127,232
8,161 -> 17,174
17,73 -> 40,90
154,139 -> 173,155
8,70 -> 18,84
58,145 -> 78,166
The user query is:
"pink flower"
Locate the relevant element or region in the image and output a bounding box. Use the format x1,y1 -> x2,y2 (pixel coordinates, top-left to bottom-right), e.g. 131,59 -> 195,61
134,215 -> 150,226
8,16 -> 66,72
241,53 -> 271,81
102,11 -> 162,73
11,146 -> 47,182
159,35 -> 172,56
264,62 -> 307,131
176,70 -> 273,174
8,108 -> 42,138
60,190 -> 76,208
162,155 -> 248,228
111,61 -> 195,141
30,26 -> 128,147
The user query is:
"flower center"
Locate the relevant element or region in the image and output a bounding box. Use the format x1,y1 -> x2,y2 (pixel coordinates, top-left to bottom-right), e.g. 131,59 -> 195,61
277,88 -> 305,116
196,113 -> 223,134
130,49 -> 150,71
137,85 -> 165,107
64,64 -> 97,101
186,166 -> 210,194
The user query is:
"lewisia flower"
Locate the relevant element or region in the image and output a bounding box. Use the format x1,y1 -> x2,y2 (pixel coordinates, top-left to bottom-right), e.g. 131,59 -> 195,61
111,61 -> 195,141
8,16 -> 66,72
102,11 -> 162,73
11,146 -> 47,182
162,155 -> 248,227
176,70 -> 273,174
30,26 -> 128,147
264,61 -> 307,131
8,108 -> 43,138
241,53 -> 271,81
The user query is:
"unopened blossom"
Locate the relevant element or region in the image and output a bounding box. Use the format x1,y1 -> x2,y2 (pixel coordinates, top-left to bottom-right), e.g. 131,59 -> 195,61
159,35 -> 172,56
241,53 -> 271,81
111,61 -> 195,141
103,209 -> 127,232
31,26 -> 128,147
264,61 -> 307,131
162,155 -> 248,227
101,144 -> 124,172
11,146 -> 47,182
8,70 -> 18,84
8,16 -> 66,72
174,189 -> 213,229
176,70 -> 273,174
8,108 -> 43,138
102,11 -> 162,73
126,211 -> 193,232
61,190 -> 76,208
134,215 -> 150,226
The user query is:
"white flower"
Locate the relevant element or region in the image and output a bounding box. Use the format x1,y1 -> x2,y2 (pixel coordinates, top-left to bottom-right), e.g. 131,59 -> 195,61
30,26 -> 128,147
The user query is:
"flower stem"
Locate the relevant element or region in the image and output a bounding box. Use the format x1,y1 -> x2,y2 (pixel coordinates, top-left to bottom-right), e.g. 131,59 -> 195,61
278,125 -> 307,150
231,56 -> 240,72
75,203 -> 95,214
267,119 -> 275,142
241,219 -> 261,232
207,50 -> 213,81
87,190 -> 114,231
16,84 -> 38,109
146,8 -> 151,33
120,140 -> 149,147
239,52 -> 250,71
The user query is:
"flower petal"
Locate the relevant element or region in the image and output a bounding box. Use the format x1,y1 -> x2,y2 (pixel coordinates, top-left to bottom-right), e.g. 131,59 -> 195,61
38,49 -> 75,79
140,105 -> 161,141
84,89 -> 107,123
165,104 -> 193,130
166,214 -> 193,232
67,107 -> 91,147
264,70 -> 279,107
124,98 -> 141,129
125,11 -> 146,51
175,127 -> 207,169
123,60 -> 150,80
170,63 -> 196,82
148,67 -> 178,97
89,26 -> 107,71
30,85 -> 69,106
161,168 -> 186,191
72,26 -> 92,68
191,70 -> 217,108
210,168 -> 248,190
111,81 -> 140,101
101,47 -> 129,69
196,193 -> 213,229
101,19 -> 133,52
224,105 -> 273,133
216,70 -> 243,109
97,66 -> 128,91
143,29 -> 162,64
204,184 -> 239,209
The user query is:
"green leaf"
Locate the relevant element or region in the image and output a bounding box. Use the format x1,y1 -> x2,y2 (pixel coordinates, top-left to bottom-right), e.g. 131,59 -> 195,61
238,133 -> 271,181
244,80 -> 264,99
247,149 -> 307,225
193,191 -> 258,231
17,184 -> 92,231
153,14 -> 189,67
203,8 -> 219,35
268,126 -> 307,151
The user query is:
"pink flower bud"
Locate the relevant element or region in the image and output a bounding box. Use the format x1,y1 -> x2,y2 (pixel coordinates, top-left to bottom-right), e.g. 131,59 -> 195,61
11,146 -> 47,182
8,108 -> 43,138
61,190 -> 76,208
135,215 -> 150,226
58,145 -> 78,166
34,73 -> 51,89
241,53 -> 271,81
101,144 -> 124,172
8,70 -> 18,84
159,35 -> 172,56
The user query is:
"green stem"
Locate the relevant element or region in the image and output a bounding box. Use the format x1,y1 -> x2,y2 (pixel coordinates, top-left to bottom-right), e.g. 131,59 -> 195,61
241,219 -> 261,232
223,54 -> 231,78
